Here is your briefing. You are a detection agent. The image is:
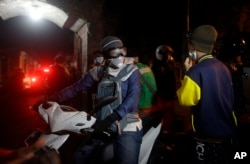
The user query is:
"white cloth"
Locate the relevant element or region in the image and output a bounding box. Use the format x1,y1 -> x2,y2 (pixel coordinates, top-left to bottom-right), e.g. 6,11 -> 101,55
122,118 -> 142,131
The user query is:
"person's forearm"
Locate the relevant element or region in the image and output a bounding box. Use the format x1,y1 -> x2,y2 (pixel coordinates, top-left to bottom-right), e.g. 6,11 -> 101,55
57,74 -> 94,102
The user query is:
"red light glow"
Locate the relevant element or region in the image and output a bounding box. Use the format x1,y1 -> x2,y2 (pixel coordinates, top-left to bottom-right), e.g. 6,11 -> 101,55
43,68 -> 50,73
31,77 -> 37,82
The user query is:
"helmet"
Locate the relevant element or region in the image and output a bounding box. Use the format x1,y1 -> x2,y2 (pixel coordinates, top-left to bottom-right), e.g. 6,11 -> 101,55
155,45 -> 174,61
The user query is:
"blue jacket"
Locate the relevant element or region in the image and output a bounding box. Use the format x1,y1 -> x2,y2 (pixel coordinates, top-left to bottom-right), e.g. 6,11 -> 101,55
177,55 -> 237,139
55,65 -> 141,119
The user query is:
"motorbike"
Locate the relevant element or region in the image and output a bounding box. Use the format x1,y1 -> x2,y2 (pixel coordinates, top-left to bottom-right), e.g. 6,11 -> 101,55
28,97 -> 163,164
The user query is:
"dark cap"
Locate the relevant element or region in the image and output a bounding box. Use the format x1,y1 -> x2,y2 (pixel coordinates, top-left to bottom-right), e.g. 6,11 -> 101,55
190,25 -> 218,53
100,36 -> 124,52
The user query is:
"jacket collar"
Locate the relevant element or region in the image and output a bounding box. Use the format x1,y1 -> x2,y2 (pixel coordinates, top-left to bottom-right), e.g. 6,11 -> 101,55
198,54 -> 213,63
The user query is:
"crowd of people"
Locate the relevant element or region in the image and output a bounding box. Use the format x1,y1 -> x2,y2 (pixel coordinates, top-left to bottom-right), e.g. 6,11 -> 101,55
0,24 -> 248,164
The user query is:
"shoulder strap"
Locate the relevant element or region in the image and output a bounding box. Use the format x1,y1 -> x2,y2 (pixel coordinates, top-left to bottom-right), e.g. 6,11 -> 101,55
116,64 -> 137,81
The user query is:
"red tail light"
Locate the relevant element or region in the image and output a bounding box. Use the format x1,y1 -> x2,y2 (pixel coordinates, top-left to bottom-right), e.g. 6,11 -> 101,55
31,77 -> 37,82
43,68 -> 50,73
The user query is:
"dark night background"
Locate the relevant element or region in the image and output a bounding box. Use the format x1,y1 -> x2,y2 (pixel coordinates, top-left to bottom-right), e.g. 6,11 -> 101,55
103,0 -> 250,61
0,1 -> 250,162
0,0 -> 249,63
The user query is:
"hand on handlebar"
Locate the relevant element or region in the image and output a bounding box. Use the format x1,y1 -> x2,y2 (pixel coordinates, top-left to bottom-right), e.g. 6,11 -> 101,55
93,119 -> 112,137
41,101 -> 51,109
92,112 -> 121,138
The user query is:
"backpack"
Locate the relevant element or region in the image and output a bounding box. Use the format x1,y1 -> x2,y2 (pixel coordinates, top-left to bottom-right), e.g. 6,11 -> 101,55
95,64 -> 138,133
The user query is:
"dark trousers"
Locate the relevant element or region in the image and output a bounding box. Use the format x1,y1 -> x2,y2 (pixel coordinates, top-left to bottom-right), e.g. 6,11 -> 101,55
193,137 -> 237,164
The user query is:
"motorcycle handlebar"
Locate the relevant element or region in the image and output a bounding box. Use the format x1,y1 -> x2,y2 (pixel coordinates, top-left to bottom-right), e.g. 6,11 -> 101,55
42,101 -> 52,109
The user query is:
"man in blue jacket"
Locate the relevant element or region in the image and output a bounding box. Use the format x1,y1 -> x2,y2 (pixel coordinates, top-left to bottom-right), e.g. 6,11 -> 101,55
177,25 -> 237,163
46,36 -> 142,164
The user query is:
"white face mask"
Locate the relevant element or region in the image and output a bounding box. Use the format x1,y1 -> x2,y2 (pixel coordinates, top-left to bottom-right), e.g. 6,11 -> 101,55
189,50 -> 197,60
107,56 -> 125,69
